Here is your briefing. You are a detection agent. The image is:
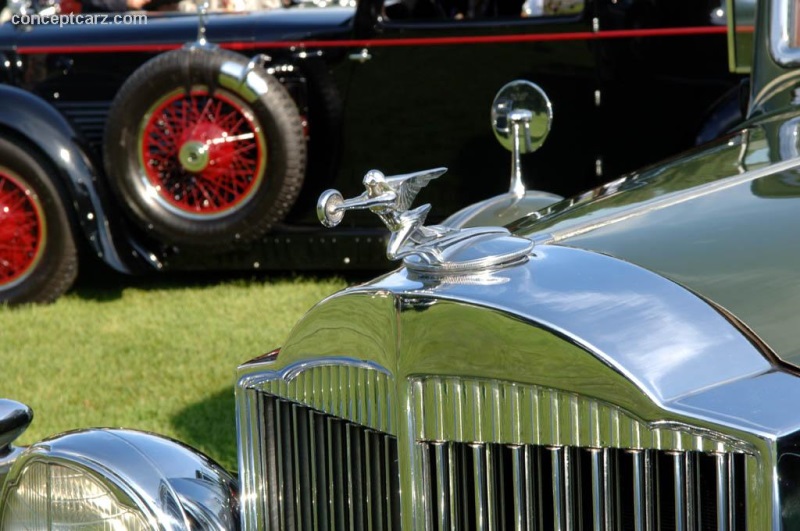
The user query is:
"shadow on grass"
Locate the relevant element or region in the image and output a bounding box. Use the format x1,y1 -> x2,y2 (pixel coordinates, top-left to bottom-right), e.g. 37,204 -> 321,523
70,255 -> 374,303
170,387 -> 238,472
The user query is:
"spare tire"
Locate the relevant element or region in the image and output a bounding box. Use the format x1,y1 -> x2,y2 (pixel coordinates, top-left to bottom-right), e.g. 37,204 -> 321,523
104,47 -> 306,248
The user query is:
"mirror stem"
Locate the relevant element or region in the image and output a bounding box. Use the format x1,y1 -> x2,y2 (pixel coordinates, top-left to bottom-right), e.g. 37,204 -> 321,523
509,110 -> 532,198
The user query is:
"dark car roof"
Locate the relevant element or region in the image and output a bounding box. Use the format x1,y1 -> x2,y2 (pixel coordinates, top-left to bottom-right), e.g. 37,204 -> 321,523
515,112 -> 800,369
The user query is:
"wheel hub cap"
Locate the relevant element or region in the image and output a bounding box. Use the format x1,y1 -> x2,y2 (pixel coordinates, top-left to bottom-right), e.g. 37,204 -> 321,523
178,140 -> 210,173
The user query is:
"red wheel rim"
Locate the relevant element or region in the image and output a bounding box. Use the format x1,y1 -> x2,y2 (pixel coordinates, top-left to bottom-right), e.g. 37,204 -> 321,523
140,87 -> 267,219
0,170 -> 44,288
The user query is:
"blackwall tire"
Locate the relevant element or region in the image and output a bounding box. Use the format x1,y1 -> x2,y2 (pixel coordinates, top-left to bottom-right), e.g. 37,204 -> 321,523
0,138 -> 78,305
104,47 -> 306,248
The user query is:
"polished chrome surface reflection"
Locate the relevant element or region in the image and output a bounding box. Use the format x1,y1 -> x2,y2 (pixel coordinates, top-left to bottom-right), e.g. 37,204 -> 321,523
0,429 -> 238,530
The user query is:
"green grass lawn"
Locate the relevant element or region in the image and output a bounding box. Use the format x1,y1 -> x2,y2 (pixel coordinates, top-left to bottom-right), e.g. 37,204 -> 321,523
0,271 -> 347,472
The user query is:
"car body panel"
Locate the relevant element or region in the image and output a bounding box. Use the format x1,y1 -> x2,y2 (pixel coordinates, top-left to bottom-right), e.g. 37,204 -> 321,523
507,111 -> 800,371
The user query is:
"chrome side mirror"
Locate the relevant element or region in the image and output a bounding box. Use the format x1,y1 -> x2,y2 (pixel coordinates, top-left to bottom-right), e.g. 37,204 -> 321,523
491,80 -> 553,197
0,399 -> 33,485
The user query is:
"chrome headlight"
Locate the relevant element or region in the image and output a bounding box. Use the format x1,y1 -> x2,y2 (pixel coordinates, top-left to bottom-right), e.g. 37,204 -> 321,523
0,429 -> 238,530
2,460 -> 150,529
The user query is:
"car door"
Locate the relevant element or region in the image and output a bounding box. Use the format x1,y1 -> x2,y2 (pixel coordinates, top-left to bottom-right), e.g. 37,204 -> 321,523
339,0 -> 600,219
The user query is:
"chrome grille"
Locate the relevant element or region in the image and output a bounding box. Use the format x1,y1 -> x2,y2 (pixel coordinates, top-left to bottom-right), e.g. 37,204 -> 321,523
258,393 -> 401,530
411,377 -> 753,530
420,441 -> 746,530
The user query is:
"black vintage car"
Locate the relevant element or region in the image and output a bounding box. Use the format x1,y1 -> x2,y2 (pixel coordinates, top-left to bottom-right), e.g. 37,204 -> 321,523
0,0 -> 739,304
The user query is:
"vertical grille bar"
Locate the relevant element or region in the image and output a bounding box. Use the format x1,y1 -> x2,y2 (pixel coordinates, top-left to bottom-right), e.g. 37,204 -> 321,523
644,451 -> 655,531
388,434 -> 402,531
603,449 -> 614,531
473,444 -> 489,530
291,404 -> 312,530
261,396 -> 280,530
328,418 -> 346,530
672,453 -> 686,531
551,447 -> 566,531
347,424 -> 365,530
311,411 -> 330,531
448,443 -> 462,529
281,401 -> 297,529
590,449 -> 605,531
486,445 -> 498,531
433,443 -> 452,530
631,450 -> 647,531
364,430 -> 374,531
685,453 -> 696,531
525,446 -> 538,531
369,431 -> 385,530
716,453 -> 730,531
564,448 -> 576,531
510,446 -> 526,531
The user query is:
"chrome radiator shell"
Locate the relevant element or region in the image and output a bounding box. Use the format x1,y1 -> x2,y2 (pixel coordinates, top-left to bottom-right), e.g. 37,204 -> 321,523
236,245 -> 800,529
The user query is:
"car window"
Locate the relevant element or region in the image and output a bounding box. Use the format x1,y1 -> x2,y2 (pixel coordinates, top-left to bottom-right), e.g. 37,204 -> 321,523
382,0 -> 582,22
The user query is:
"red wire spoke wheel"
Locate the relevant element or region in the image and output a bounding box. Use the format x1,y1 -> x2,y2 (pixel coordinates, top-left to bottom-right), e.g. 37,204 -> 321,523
0,171 -> 45,288
140,88 -> 267,219
104,48 -> 306,249
0,138 -> 78,305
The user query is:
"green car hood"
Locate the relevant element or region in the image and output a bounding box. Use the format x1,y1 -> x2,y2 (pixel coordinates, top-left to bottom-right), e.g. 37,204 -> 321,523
512,112 -> 800,369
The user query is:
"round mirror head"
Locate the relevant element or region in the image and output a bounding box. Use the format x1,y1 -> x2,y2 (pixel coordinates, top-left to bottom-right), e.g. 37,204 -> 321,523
491,80 -> 553,154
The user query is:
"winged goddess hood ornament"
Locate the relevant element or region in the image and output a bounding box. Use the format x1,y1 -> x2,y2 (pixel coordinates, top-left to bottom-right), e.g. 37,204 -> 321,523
317,168 -> 534,273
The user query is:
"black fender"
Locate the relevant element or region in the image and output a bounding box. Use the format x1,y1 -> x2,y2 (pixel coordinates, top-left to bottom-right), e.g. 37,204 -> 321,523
0,84 -> 149,274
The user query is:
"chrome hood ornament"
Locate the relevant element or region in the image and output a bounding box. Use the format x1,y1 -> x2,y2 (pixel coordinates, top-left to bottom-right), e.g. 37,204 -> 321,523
317,168 -> 534,273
